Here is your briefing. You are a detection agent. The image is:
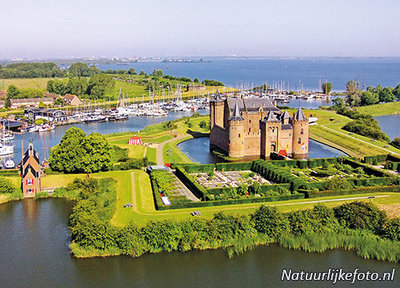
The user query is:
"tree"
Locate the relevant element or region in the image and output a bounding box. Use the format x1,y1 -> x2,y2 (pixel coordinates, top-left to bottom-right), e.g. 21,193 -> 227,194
65,78 -> 88,96
7,85 -> 20,98
251,205 -> 289,238
331,97 -> 345,110
152,70 -> 163,77
333,202 -> 387,234
86,74 -> 115,99
382,218 -> 400,241
48,127 -> 112,173
345,80 -> 361,106
47,79 -> 67,95
379,87 -> 396,103
360,91 -> 379,106
139,70 -> 146,75
68,62 -> 90,78
81,133 -> 112,173
321,82 -> 332,94
128,68 -> 137,75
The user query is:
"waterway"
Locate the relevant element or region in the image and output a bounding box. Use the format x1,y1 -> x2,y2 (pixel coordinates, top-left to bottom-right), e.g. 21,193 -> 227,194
95,57 -> 400,91
0,199 -> 398,288
375,115 -> 400,140
178,138 -> 346,164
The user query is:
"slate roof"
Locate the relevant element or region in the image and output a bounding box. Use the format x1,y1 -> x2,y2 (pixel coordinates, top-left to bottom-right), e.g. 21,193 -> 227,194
295,107 -> 307,121
228,101 -> 244,121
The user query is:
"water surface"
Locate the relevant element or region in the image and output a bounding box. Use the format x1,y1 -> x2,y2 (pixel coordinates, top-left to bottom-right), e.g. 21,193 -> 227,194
375,115 -> 400,140
178,138 -> 346,164
0,199 -> 398,288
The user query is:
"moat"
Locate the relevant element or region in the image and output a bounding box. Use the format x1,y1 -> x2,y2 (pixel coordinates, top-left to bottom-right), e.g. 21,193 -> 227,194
178,137 -> 347,164
0,199 -> 398,288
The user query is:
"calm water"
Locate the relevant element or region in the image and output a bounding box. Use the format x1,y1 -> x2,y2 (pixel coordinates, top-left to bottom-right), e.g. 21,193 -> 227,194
96,58 -> 400,91
0,199 -> 398,288
3,110 -> 209,166
375,115 -> 400,140
178,138 -> 347,164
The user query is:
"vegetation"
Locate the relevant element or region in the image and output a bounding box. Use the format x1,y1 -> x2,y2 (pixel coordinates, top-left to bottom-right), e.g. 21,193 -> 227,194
0,177 -> 15,194
201,79 -> 224,86
336,107 -> 390,141
391,138 -> 400,149
321,82 -> 332,94
68,176 -> 400,263
0,62 -> 64,78
49,127 -> 112,173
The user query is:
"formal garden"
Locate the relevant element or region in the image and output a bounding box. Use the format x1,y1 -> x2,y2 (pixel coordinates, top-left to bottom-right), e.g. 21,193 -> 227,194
148,156 -> 400,210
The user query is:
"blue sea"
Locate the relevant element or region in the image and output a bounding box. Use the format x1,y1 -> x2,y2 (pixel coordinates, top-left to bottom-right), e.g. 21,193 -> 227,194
96,57 -> 400,91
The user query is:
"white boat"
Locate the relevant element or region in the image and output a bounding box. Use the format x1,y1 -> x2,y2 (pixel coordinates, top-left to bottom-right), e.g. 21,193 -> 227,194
0,143 -> 13,156
0,132 -> 14,142
4,159 -> 15,169
38,124 -> 55,132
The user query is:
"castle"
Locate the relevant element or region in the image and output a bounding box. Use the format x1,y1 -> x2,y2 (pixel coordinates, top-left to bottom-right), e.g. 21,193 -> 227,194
210,91 -> 309,159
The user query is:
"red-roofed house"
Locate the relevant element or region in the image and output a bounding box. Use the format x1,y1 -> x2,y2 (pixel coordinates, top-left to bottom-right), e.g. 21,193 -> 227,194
129,136 -> 142,145
63,94 -> 83,106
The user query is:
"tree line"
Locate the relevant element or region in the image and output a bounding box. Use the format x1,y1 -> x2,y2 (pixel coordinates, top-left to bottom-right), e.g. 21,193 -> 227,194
346,80 -> 400,107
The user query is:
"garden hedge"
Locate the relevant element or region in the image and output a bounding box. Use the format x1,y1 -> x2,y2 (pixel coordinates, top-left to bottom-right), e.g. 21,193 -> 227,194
305,185 -> 399,198
175,166 -> 207,200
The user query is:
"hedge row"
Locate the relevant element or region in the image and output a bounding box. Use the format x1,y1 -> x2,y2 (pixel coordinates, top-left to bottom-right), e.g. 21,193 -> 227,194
343,158 -> 389,177
304,185 -> 400,198
181,164 -> 214,173
149,176 -> 165,210
251,159 -> 306,190
385,161 -> 400,172
266,157 -> 347,169
156,193 -> 305,210
206,183 -> 291,196
175,166 -> 206,200
363,155 -> 388,164
304,176 -> 399,191
215,162 -> 253,171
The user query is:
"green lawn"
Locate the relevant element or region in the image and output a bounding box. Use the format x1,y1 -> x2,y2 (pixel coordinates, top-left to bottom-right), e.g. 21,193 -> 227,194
305,109 -> 400,157
146,147 -> 157,163
357,102 -> 400,116
163,136 -> 192,164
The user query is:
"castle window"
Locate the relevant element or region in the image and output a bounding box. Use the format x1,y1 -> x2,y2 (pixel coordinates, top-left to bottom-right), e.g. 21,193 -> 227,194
238,133 -> 241,138
249,128 -> 251,133
27,179 -> 33,185
301,128 -> 304,135
27,188 -> 33,194
249,120 -> 251,123
272,128 -> 275,133
298,138 -> 301,144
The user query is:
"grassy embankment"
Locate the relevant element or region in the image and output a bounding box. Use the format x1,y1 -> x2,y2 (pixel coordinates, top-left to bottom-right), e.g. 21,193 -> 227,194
303,109 -> 400,157
356,101 -> 400,116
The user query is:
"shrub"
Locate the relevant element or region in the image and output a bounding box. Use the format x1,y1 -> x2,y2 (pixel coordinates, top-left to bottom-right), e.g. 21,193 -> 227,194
323,176 -> 352,191
0,177 -> 15,194
333,202 -> 387,234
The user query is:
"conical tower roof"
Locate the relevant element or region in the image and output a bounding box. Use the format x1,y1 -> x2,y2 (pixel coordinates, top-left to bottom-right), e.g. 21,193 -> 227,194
214,89 -> 223,101
264,111 -> 279,122
295,107 -> 306,121
228,101 -> 244,121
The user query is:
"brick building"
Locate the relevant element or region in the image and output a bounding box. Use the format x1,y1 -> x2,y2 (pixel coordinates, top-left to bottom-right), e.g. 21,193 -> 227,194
21,143 -> 42,198
209,91 -> 309,159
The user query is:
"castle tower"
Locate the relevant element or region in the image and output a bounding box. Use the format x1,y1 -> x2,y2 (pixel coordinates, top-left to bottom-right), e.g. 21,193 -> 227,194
292,108 -> 309,158
21,143 -> 42,198
210,89 -> 224,129
260,111 -> 281,158
228,101 -> 245,157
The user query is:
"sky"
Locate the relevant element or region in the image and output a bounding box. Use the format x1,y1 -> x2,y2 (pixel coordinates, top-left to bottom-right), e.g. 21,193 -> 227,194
0,0 -> 399,58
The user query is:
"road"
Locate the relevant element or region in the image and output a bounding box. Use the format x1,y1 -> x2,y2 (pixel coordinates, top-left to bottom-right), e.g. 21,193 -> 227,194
156,134 -> 188,165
